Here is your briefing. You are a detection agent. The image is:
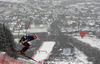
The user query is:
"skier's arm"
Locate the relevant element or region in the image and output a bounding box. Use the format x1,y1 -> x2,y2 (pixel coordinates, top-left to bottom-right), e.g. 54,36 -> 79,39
24,37 -> 34,42
19,36 -> 24,42
24,38 -> 30,42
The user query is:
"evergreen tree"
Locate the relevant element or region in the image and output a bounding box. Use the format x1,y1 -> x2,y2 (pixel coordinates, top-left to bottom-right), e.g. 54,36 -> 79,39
0,23 -> 18,59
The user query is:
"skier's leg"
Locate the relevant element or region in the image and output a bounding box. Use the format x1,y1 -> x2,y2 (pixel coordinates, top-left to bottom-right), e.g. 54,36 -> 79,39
20,42 -> 30,53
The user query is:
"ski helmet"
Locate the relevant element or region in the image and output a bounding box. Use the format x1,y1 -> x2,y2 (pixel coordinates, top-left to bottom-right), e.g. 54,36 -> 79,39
34,34 -> 37,39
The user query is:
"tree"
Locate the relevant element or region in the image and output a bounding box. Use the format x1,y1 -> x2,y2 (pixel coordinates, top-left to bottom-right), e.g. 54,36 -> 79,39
0,23 -> 18,59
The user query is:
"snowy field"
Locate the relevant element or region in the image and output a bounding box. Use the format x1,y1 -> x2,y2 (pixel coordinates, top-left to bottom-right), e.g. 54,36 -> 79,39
0,0 -> 27,3
74,36 -> 100,49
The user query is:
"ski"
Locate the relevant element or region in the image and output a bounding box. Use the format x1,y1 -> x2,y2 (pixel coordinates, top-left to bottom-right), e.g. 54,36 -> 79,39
6,46 -> 38,63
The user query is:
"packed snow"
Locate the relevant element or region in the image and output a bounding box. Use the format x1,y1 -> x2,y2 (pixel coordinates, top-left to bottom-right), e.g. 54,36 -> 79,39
32,41 -> 56,62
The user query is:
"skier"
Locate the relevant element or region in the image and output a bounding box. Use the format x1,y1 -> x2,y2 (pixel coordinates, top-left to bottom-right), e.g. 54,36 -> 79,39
19,34 -> 37,55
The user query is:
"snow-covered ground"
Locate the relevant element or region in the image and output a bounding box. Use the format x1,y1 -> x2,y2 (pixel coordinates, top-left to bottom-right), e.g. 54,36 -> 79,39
0,0 -> 26,3
74,48 -> 92,64
74,36 -> 100,49
18,58 -> 38,64
32,41 -> 56,62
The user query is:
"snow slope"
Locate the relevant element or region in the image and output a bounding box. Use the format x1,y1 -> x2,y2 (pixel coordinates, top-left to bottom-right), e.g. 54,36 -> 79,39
74,36 -> 100,49
18,58 -> 38,64
32,41 -> 56,62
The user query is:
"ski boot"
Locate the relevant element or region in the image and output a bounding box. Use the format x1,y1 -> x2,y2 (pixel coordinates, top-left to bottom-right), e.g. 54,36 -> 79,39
19,51 -> 26,56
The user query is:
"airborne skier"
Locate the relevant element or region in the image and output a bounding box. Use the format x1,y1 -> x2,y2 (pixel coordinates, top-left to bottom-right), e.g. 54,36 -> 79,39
19,34 -> 37,55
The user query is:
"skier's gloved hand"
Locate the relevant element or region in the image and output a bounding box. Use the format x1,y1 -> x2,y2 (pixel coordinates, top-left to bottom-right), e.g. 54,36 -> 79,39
19,40 -> 21,43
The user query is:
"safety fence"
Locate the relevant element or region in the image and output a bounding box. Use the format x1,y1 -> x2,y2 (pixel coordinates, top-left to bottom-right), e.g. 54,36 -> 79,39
0,52 -> 29,64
